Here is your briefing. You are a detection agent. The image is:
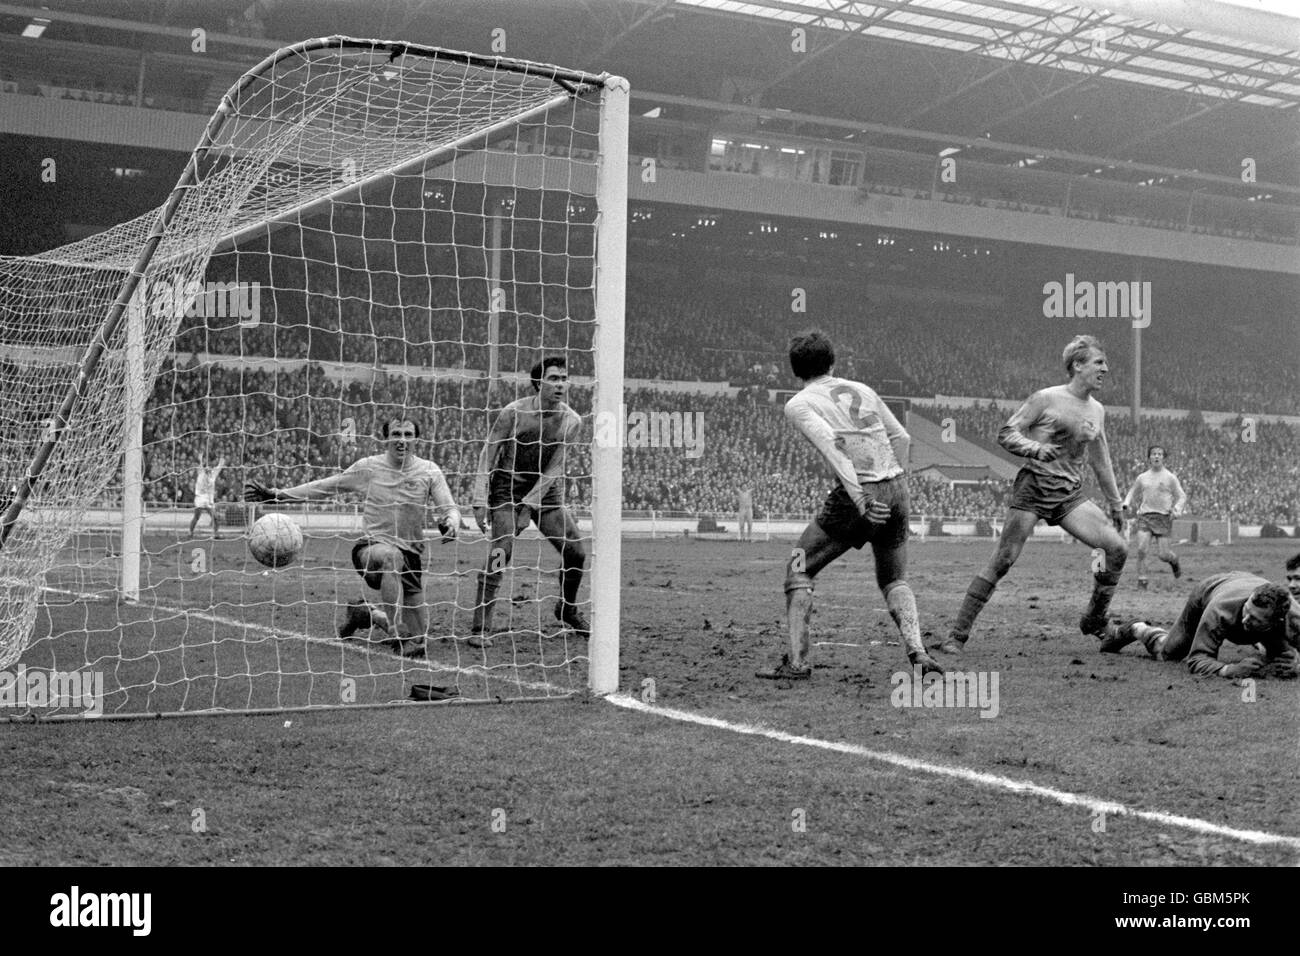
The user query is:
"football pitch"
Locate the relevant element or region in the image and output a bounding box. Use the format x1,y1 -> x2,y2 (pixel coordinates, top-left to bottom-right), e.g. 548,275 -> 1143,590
2,535 -> 1296,866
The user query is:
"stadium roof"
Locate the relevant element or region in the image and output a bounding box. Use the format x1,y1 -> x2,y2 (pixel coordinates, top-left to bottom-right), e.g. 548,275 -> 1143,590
2,0 -> 1296,192
675,0 -> 1300,108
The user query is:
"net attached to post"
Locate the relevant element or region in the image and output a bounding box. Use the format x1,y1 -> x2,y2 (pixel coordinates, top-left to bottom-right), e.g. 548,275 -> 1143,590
0,37 -> 625,718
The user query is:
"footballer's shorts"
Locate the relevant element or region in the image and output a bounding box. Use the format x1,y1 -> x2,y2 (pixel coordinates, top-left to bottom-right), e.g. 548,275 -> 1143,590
488,471 -> 564,513
194,494 -> 214,510
1135,512 -> 1174,537
814,476 -> 909,551
1008,468 -> 1087,526
351,539 -> 423,596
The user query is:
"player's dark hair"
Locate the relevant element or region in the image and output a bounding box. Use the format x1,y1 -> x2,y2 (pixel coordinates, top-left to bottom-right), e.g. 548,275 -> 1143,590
380,416 -> 420,439
1248,583 -> 1291,623
1286,552 -> 1300,573
1062,335 -> 1104,377
1147,445 -> 1166,458
531,356 -> 566,391
788,330 -> 835,381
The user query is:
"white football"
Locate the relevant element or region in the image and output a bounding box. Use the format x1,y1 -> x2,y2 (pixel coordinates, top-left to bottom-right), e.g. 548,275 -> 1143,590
248,513 -> 304,568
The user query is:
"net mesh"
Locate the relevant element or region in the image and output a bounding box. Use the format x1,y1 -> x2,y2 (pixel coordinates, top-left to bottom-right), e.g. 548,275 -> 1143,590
0,39 -> 614,716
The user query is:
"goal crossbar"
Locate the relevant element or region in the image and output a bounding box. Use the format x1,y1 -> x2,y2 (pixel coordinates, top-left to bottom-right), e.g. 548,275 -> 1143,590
0,35 -> 610,550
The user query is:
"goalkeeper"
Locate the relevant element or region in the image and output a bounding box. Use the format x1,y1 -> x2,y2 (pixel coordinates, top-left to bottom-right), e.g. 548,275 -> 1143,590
468,357 -> 587,648
244,415 -> 460,658
1099,571 -> 1298,679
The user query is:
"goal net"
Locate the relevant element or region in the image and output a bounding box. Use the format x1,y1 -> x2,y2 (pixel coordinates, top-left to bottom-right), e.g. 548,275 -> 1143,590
0,37 -> 627,719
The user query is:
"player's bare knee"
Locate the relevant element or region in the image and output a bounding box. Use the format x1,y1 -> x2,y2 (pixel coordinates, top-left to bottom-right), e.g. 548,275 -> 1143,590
989,550 -> 1017,578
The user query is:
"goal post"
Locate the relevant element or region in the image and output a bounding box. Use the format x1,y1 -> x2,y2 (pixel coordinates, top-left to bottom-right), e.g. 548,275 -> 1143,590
0,37 -> 628,718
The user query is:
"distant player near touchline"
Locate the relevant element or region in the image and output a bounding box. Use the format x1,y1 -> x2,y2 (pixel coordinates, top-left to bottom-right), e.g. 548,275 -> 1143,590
1098,567 -> 1298,680
468,357 -> 588,648
737,485 -> 754,542
244,415 -> 460,658
1122,444 -> 1187,589
756,329 -> 943,680
188,455 -> 225,539
934,335 -> 1127,655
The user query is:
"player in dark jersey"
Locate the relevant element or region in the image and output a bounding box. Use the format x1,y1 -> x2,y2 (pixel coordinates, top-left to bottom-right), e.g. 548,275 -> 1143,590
468,357 -> 587,648
934,335 -> 1128,655
1099,572 -> 1297,679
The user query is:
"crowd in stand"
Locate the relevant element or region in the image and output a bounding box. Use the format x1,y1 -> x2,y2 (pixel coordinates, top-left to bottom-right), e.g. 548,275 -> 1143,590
136,364 -> 1298,525
620,276 -> 1300,416
105,237 -> 1300,524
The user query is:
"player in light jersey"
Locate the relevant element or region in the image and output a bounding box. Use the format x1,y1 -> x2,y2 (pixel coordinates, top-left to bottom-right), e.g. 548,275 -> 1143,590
188,456 -> 225,539
1122,445 -> 1187,588
468,357 -> 587,648
756,330 -> 943,680
244,416 -> 460,658
934,335 -> 1127,655
737,486 -> 754,542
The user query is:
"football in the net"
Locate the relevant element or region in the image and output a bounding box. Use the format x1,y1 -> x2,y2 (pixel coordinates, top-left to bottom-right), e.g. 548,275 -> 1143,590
248,513 -> 304,568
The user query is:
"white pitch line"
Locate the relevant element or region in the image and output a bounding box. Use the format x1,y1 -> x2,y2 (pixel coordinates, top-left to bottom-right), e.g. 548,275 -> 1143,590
40,586 -> 571,696
604,692 -> 1300,851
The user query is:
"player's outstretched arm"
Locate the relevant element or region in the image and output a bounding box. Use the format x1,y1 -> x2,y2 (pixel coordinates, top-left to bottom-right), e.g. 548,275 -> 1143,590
243,479 -> 277,502
997,391 -> 1056,461
244,469 -> 355,503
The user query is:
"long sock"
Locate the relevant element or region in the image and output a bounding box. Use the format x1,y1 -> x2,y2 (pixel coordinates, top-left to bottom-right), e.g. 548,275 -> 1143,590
884,583 -> 925,658
1083,569 -> 1122,625
786,588 -> 812,666
473,571 -> 500,633
1132,622 -> 1166,658
560,555 -> 584,609
951,575 -> 996,643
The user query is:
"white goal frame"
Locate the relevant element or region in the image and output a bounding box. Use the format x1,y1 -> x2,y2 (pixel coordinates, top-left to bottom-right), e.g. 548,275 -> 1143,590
4,36 -> 627,705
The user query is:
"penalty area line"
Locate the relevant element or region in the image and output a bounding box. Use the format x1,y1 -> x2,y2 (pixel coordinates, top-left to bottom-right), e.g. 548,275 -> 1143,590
604,693 -> 1300,851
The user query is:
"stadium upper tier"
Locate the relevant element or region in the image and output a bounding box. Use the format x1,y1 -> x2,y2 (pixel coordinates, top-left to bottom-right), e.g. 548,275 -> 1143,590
3,62 -> 1296,250
172,252 -> 1300,417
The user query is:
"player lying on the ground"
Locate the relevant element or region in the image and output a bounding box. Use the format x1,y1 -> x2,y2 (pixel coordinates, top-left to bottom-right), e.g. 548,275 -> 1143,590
244,415 -> 460,658
188,456 -> 225,539
755,329 -> 943,680
934,335 -> 1127,655
1099,569 -> 1298,679
468,357 -> 588,648
1123,444 -> 1187,588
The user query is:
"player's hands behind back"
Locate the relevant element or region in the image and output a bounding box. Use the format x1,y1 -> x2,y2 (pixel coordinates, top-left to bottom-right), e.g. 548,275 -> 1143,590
856,494 -> 891,526
1034,442 -> 1062,462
